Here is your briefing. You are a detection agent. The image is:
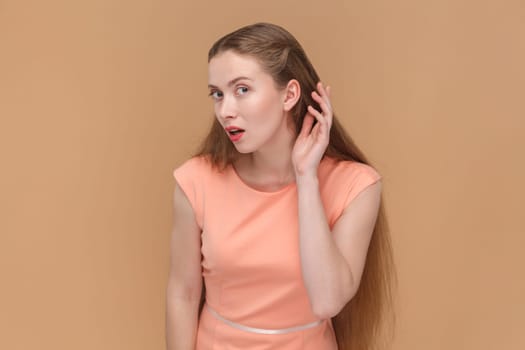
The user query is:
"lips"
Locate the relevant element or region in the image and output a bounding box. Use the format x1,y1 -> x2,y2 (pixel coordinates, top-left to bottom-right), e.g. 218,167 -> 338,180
225,126 -> 245,142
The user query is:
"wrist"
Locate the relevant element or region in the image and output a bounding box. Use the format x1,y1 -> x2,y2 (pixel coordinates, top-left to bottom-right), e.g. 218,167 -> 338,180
295,173 -> 319,188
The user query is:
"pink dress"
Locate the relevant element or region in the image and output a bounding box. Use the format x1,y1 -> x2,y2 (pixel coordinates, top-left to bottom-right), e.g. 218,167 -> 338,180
173,155 -> 382,349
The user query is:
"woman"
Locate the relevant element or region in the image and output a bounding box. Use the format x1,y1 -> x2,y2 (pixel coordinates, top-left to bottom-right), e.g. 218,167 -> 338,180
166,22 -> 396,350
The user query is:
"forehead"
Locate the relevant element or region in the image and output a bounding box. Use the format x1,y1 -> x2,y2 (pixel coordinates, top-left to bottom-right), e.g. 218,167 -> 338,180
208,51 -> 267,86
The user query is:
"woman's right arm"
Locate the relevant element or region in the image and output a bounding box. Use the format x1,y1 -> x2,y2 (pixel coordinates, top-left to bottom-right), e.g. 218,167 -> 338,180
166,181 -> 202,350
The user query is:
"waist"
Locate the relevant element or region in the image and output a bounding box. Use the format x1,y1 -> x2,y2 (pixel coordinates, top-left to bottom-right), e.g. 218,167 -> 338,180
205,303 -> 324,335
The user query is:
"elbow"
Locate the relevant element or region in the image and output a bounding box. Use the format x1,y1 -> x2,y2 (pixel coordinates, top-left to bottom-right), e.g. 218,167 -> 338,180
310,286 -> 358,319
166,280 -> 203,305
310,296 -> 349,320
311,303 -> 341,319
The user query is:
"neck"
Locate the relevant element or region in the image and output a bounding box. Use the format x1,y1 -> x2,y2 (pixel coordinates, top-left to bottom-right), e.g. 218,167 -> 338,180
248,151 -> 295,183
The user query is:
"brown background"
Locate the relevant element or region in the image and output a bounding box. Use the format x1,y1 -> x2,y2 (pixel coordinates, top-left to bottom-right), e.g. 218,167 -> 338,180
1,0 -> 524,349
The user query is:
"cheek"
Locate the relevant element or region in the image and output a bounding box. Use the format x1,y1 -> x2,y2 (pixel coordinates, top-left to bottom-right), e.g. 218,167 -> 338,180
246,93 -> 282,120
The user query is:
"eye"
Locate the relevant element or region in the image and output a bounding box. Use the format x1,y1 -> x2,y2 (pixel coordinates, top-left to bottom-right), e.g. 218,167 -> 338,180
235,86 -> 249,95
208,90 -> 223,100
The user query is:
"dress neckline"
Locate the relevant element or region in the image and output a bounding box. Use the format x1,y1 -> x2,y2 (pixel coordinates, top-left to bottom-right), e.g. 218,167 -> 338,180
229,162 -> 297,195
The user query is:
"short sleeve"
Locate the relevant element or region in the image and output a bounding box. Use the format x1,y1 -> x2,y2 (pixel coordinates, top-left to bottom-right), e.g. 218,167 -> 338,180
341,163 -> 382,210
172,156 -> 206,229
321,159 -> 383,226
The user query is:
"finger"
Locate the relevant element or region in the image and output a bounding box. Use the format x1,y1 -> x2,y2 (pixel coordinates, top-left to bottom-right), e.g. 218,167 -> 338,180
308,104 -> 332,140
317,82 -> 333,128
311,121 -> 321,138
311,91 -> 331,116
316,81 -> 329,98
318,82 -> 332,109
307,105 -> 327,131
318,81 -> 327,97
299,113 -> 315,139
311,118 -> 328,144
323,86 -> 333,127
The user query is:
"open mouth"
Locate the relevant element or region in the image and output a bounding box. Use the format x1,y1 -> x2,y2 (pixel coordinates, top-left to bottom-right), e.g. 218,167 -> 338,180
227,128 -> 245,142
228,129 -> 245,135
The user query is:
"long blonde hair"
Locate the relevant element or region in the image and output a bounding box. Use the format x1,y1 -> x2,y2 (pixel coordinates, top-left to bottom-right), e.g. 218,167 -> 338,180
195,22 -> 396,350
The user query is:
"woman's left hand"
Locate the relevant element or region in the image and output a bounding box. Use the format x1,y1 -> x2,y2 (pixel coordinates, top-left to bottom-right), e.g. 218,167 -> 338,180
292,81 -> 333,178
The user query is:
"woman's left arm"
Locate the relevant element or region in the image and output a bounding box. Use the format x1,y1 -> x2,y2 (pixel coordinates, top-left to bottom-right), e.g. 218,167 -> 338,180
292,82 -> 382,319
296,174 -> 382,319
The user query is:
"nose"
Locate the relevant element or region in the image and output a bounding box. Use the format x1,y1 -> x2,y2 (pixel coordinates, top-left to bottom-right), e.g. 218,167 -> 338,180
216,94 -> 238,121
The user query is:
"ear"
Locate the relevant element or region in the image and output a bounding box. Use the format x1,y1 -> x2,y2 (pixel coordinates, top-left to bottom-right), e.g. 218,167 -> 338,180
283,79 -> 301,112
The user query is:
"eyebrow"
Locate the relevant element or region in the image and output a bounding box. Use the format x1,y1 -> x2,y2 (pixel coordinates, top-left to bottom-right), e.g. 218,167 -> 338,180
208,76 -> 253,89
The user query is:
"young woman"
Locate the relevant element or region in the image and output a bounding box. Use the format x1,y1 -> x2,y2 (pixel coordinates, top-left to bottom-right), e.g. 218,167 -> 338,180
166,22 -> 395,350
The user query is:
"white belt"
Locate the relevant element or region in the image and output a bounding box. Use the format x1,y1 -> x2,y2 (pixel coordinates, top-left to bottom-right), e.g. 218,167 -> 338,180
206,304 -> 323,335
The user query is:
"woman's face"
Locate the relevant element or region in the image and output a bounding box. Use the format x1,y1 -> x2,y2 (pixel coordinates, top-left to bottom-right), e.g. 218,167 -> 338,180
208,50 -> 292,154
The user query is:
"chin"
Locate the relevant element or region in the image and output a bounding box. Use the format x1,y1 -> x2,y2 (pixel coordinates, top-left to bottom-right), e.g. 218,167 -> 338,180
232,142 -> 258,154
233,146 -> 254,154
